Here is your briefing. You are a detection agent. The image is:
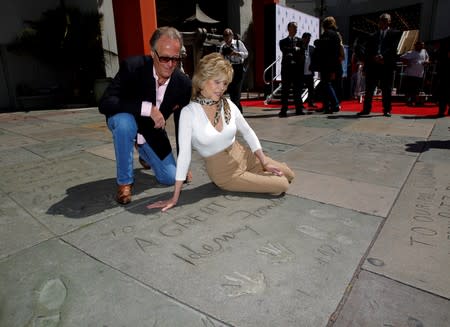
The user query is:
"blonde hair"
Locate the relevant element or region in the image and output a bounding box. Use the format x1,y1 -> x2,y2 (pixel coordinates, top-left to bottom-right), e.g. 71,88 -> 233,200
322,16 -> 338,30
191,52 -> 233,98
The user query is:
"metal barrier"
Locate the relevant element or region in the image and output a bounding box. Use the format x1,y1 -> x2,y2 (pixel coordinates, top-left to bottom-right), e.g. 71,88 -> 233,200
263,57 -> 282,104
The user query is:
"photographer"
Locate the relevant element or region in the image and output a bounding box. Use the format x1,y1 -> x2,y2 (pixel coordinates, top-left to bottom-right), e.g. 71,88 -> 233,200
219,28 -> 249,112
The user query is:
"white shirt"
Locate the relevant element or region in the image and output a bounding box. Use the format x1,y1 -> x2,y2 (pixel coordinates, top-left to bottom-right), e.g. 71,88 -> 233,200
219,39 -> 249,65
401,49 -> 429,78
304,46 -> 312,75
175,99 -> 261,181
137,66 -> 170,144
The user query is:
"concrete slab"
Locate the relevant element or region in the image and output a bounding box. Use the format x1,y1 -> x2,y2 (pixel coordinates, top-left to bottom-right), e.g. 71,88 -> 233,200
0,129 -> 41,151
0,193 -> 54,259
302,130 -> 425,157
341,118 -> 434,138
0,152 -> 123,234
1,107 -> 449,326
406,138 -> 450,163
292,115 -> 355,130
281,144 -> 415,188
63,192 -> 381,327
245,117 -> 334,146
333,270 -> 450,327
0,147 -> 43,166
27,125 -> 109,142
24,107 -> 103,125
21,137 -> 109,159
0,239 -> 228,327
428,117 -> 450,137
363,161 -> 450,298
0,118 -> 72,135
289,169 -> 398,217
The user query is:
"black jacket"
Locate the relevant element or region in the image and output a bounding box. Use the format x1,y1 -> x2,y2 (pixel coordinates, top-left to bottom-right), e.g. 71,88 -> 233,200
279,36 -> 304,68
364,28 -> 402,70
99,55 -> 192,159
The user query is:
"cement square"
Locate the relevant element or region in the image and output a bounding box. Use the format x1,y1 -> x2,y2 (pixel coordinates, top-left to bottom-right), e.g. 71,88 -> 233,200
27,125 -> 109,142
341,118 -> 434,138
292,115 -> 355,129
0,152 -> 124,234
27,108 -> 103,126
0,118 -> 71,135
245,117 -> 334,146
302,130 -> 425,157
428,117 -> 450,137
289,169 -> 398,217
22,137 -> 109,159
363,161 -> 450,298
0,147 -> 43,166
64,193 -> 382,326
0,239 -> 227,327
281,144 -> 415,188
417,139 -> 450,163
0,130 -> 41,151
0,194 -> 53,259
333,270 -> 450,327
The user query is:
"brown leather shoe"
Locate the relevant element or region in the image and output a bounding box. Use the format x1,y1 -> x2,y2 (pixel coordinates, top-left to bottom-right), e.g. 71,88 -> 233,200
116,184 -> 132,205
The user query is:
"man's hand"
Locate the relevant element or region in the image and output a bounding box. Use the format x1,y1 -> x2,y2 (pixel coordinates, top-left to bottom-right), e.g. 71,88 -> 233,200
150,108 -> 166,129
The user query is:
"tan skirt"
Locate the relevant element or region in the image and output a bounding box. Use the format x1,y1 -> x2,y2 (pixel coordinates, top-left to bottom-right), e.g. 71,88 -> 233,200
204,141 -> 295,194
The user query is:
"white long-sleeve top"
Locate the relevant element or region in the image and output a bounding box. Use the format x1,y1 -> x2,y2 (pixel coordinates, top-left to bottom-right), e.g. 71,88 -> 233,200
175,99 -> 262,181
401,49 -> 429,78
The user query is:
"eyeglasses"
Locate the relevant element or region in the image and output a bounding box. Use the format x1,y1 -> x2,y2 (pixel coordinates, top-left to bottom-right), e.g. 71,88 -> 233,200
154,50 -> 181,64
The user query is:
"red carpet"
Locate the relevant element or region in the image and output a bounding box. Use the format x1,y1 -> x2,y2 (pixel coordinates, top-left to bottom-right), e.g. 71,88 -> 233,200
241,99 -> 442,116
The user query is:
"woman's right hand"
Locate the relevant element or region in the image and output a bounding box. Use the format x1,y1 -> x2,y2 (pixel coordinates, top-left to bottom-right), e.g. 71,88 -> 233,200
147,197 -> 177,212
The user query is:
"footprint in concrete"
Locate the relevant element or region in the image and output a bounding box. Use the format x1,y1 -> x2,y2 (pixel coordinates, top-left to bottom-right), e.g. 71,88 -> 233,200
25,278 -> 67,327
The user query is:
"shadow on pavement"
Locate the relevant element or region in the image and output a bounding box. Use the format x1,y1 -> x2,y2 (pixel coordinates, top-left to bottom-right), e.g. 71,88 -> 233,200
405,139 -> 450,153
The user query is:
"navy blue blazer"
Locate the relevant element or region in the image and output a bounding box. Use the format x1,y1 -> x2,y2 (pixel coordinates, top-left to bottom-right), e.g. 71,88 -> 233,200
364,28 -> 402,70
279,36 -> 304,68
99,55 -> 192,159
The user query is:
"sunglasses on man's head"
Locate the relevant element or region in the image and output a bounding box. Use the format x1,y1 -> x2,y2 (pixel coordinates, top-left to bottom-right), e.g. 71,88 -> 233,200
154,50 -> 181,63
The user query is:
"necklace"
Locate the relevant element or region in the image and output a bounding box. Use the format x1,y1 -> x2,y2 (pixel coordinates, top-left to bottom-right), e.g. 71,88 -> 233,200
193,96 -> 231,126
193,96 -> 221,126
192,95 -> 219,106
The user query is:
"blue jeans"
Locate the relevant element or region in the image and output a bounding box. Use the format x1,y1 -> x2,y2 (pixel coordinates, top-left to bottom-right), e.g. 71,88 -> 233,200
107,113 -> 176,186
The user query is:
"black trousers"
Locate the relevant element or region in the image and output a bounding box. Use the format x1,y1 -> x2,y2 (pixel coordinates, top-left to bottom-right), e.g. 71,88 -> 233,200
363,64 -> 395,113
280,64 -> 303,111
228,63 -> 245,112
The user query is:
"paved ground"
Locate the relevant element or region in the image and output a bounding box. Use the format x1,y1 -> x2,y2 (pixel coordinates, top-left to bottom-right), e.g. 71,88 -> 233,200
0,105 -> 449,327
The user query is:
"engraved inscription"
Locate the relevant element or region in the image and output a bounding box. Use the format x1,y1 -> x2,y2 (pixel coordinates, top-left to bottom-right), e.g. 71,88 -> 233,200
173,225 -> 260,265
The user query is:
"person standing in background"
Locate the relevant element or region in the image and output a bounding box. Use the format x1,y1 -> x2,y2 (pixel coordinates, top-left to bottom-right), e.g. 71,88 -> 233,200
315,16 -> 342,114
301,32 -> 317,108
358,13 -> 401,117
436,37 -> 450,117
219,28 -> 249,113
278,22 -> 305,117
400,41 -> 429,106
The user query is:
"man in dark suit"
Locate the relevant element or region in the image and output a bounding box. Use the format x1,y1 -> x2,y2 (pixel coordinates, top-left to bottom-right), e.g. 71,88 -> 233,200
358,13 -> 401,117
278,22 -> 305,117
99,27 -> 192,205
